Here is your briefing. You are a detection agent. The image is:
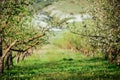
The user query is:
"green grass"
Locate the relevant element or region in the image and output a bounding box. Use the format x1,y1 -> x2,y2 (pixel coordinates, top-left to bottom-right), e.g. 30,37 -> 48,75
1,45 -> 120,80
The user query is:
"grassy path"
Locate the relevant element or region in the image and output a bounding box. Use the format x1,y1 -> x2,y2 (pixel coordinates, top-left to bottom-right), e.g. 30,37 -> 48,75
1,45 -> 120,80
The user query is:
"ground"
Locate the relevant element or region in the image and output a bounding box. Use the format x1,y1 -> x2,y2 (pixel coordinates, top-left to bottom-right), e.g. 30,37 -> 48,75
1,44 -> 120,80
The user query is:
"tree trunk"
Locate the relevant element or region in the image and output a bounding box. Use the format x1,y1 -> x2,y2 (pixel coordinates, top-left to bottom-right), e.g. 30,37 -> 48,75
21,51 -> 27,61
0,57 -> 3,74
110,50 -> 113,64
117,55 -> 120,66
16,53 -> 20,64
91,49 -> 95,57
105,52 -> 109,60
103,48 -> 109,60
0,31 -> 3,74
9,53 -> 13,66
5,51 -> 13,70
5,54 -> 9,70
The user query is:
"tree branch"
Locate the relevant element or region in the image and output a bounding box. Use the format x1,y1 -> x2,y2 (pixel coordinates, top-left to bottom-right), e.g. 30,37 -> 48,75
18,33 -> 45,45
70,30 -> 105,39
10,41 -> 39,53
2,40 -> 17,59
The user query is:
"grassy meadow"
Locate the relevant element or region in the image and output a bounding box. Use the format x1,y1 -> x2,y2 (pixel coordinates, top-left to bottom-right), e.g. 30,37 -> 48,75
1,44 -> 120,80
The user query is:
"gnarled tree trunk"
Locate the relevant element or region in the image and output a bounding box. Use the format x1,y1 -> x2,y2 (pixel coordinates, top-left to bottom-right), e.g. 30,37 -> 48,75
5,51 -> 13,70
16,53 -> 20,64
0,31 -> 3,74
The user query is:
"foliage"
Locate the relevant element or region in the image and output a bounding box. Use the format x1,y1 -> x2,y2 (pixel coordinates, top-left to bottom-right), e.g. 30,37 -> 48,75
0,0 -> 34,73
0,0 -> 51,73
58,0 -> 120,64
52,29 -> 96,58
87,0 -> 120,63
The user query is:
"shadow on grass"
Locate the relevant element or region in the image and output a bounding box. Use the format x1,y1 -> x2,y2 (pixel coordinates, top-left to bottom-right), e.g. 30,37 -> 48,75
1,57 -> 120,80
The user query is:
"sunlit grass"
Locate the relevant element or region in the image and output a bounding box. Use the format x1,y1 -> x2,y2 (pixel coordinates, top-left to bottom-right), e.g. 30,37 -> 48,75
1,45 -> 120,80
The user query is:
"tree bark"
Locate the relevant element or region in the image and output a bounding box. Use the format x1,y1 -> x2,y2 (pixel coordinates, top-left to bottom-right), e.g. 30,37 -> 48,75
5,51 -> 13,70
103,48 -> 109,60
16,53 -> 20,64
105,52 -> 109,60
117,55 -> 120,66
21,51 -> 27,61
2,40 -> 17,59
110,50 -> 113,64
0,31 -> 3,74
0,57 -> 3,74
